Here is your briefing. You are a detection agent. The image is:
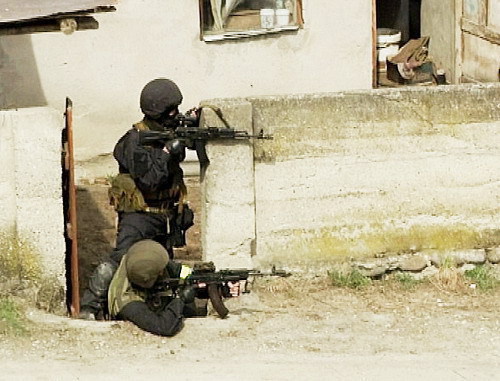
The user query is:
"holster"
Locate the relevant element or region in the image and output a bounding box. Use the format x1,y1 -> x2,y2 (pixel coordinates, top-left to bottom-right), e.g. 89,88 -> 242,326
167,203 -> 194,247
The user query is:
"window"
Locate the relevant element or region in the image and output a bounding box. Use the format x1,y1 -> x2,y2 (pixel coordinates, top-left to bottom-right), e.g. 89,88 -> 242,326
462,0 -> 500,44
199,0 -> 303,42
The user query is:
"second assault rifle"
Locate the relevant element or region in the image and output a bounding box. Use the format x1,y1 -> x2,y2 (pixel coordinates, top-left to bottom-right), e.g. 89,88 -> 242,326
138,106 -> 273,164
155,265 -> 291,318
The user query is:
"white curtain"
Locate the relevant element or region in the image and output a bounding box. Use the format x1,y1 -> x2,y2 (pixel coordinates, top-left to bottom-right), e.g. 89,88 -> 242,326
210,0 -> 243,30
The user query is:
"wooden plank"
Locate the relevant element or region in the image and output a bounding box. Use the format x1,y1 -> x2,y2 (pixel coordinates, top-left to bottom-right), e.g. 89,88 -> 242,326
0,16 -> 98,35
63,97 -> 81,317
462,17 -> 500,44
372,0 -> 377,88
0,0 -> 116,23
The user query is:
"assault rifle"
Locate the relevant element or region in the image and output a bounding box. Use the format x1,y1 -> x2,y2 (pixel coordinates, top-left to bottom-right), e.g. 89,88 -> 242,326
156,265 -> 291,318
138,107 -> 273,164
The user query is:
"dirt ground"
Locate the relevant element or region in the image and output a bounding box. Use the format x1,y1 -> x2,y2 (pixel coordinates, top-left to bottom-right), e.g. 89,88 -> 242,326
1,179 -> 500,380
2,278 -> 500,380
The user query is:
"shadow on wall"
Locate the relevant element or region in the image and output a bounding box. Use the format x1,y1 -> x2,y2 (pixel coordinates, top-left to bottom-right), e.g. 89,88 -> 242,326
0,35 -> 47,109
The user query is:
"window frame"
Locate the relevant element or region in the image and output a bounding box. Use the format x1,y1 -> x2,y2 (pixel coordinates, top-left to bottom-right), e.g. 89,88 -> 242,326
198,0 -> 304,42
461,0 -> 500,45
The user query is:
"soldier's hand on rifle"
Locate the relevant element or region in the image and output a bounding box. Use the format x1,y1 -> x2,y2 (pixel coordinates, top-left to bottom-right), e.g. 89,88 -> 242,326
186,107 -> 201,120
179,285 -> 196,304
228,281 -> 241,297
163,139 -> 186,162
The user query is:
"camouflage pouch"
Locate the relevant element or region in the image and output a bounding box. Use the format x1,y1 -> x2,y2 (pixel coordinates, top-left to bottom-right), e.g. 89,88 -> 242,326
108,173 -> 147,212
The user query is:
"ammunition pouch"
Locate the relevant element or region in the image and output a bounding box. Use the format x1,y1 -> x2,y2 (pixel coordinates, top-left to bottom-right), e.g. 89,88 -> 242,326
108,173 -> 147,212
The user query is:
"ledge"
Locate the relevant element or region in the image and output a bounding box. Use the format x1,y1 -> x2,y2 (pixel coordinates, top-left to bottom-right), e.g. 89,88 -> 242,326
202,25 -> 299,42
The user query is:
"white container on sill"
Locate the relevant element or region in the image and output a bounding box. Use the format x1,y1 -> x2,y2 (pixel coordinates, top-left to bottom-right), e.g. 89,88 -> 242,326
275,9 -> 290,26
260,8 -> 275,29
376,28 -> 401,72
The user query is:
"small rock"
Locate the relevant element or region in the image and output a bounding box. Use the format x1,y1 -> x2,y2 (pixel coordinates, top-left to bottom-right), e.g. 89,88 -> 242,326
365,266 -> 388,278
429,252 -> 446,267
399,255 -> 428,271
459,263 -> 476,273
356,263 -> 388,278
486,247 -> 500,264
430,249 -> 486,267
407,265 -> 439,280
453,249 -> 486,265
420,265 -> 439,279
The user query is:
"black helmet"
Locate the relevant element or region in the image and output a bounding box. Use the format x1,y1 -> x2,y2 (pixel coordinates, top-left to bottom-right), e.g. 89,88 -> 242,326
140,78 -> 183,119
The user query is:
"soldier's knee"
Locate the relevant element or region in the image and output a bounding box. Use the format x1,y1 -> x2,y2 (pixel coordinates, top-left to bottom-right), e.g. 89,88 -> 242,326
89,262 -> 117,297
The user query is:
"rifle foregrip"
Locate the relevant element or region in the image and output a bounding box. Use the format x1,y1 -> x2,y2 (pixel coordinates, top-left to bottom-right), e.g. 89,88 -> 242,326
208,283 -> 229,319
195,140 -> 209,165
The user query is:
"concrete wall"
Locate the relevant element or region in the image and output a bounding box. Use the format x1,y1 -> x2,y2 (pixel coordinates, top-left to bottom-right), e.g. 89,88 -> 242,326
0,0 -> 373,165
201,83 -> 500,268
0,108 -> 66,283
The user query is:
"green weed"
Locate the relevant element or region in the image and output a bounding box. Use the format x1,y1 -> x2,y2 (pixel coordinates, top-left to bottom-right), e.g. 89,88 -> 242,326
395,272 -> 421,289
464,265 -> 499,291
0,234 -> 41,281
328,268 -> 371,289
0,298 -> 27,336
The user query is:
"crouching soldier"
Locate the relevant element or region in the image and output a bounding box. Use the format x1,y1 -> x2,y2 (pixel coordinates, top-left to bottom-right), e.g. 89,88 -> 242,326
108,239 -> 199,336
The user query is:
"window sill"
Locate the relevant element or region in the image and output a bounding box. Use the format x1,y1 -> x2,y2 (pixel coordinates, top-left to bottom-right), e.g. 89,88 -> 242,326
202,25 -> 299,42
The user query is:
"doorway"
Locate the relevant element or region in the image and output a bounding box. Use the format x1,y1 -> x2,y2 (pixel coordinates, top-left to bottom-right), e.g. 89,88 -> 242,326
376,0 -> 422,44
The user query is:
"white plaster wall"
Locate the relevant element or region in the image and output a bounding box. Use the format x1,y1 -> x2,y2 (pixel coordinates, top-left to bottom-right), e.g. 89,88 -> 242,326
2,0 -> 372,162
0,108 -> 66,283
0,112 -> 17,234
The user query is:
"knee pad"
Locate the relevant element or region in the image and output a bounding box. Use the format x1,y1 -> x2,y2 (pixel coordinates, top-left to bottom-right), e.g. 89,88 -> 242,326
88,262 -> 117,298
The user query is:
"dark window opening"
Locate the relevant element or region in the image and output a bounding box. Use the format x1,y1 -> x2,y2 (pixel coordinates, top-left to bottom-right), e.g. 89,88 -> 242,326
376,0 -> 422,45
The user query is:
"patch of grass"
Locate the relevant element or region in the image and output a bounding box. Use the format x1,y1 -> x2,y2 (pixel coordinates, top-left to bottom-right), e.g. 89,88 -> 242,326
464,265 -> 499,291
0,234 -> 41,281
430,266 -> 466,293
0,297 -> 27,336
394,273 -> 421,289
440,256 -> 456,269
328,268 -> 371,289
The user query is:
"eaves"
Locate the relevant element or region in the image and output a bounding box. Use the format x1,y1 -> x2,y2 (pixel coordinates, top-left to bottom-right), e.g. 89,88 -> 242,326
0,0 -> 117,35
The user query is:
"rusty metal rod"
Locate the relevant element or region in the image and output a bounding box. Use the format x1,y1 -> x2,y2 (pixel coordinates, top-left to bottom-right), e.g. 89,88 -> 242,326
65,97 -> 80,317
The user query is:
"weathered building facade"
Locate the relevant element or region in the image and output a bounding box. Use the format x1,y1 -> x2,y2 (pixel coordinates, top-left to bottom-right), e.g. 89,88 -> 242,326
0,1 -> 498,310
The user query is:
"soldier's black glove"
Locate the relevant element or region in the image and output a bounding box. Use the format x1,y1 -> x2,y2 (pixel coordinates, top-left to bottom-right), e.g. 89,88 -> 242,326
164,139 -> 186,162
179,285 -> 196,304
